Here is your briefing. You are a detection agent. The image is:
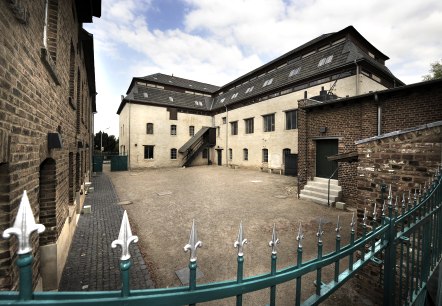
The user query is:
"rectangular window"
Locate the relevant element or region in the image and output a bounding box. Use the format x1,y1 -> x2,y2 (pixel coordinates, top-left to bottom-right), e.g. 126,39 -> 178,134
229,148 -> 232,160
171,125 -> 177,135
244,118 -> 254,134
222,117 -> 226,124
230,121 -> 238,135
263,114 -> 275,132
44,0 -> 59,63
189,125 -> 195,136
243,148 -> 248,161
146,123 -> 154,134
170,148 -> 177,159
262,149 -> 268,163
168,107 -> 177,120
202,148 -> 208,158
144,145 -> 154,159
285,110 -> 297,130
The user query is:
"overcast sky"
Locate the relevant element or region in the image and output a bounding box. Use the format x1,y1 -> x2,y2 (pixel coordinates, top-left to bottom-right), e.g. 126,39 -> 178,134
85,0 -> 442,137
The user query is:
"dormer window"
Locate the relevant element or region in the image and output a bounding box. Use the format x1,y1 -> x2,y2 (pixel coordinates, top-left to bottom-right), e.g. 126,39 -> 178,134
263,78 -> 273,87
289,67 -> 301,77
318,55 -> 333,67
245,86 -> 254,94
231,93 -> 238,99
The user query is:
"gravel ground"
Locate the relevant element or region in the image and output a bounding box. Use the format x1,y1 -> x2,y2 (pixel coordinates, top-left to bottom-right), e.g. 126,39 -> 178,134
107,165 -> 368,305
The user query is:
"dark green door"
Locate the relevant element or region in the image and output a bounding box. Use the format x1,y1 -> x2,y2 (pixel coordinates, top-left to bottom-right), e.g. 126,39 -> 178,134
316,139 -> 338,178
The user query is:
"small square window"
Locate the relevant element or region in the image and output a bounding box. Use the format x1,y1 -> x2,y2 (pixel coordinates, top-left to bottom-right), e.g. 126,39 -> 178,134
146,123 -> 154,134
222,117 -> 226,124
170,148 -> 177,159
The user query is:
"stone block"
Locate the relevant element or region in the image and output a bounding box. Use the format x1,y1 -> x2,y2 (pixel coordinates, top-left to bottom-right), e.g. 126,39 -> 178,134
335,202 -> 346,210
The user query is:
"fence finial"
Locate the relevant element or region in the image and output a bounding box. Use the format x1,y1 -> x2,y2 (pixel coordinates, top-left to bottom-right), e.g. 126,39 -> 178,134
335,215 -> 341,238
234,221 -> 247,256
296,222 -> 304,248
269,223 -> 280,255
111,211 -> 139,260
363,208 -> 367,226
382,200 -> 386,217
2,190 -> 45,254
316,219 -> 324,243
372,202 -> 377,222
350,212 -> 356,232
387,184 -> 393,207
184,219 -> 202,262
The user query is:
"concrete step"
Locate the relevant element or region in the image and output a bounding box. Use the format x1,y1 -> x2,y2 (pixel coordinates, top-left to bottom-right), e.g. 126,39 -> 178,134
313,177 -> 340,185
299,193 -> 330,206
303,184 -> 342,196
300,189 -> 340,201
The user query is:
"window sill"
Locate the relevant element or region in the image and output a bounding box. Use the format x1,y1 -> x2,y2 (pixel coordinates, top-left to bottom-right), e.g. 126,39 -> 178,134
40,48 -> 60,85
68,97 -> 76,110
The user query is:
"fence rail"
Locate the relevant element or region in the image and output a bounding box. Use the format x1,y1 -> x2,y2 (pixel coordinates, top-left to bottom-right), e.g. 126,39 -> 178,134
1,168 -> 441,305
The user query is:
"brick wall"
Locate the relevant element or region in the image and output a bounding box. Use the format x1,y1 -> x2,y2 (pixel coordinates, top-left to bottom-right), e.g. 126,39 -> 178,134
0,1 -> 97,289
354,123 -> 441,305
298,80 -> 442,207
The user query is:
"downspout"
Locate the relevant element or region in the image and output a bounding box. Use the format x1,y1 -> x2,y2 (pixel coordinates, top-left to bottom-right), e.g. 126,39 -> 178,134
128,102 -> 131,170
224,104 -> 228,167
375,94 -> 381,136
355,60 -> 360,96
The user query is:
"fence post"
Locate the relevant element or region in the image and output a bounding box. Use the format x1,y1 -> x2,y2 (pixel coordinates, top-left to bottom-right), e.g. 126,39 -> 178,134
295,222 -> 304,306
269,224 -> 279,306
383,185 -> 396,306
234,221 -> 247,306
184,220 -> 202,306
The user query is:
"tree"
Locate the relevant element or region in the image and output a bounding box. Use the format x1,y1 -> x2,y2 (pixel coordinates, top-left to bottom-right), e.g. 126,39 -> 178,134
94,132 -> 119,153
422,60 -> 442,81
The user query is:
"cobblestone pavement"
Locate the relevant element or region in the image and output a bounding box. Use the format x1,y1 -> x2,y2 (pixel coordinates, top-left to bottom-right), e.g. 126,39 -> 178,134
58,172 -> 154,291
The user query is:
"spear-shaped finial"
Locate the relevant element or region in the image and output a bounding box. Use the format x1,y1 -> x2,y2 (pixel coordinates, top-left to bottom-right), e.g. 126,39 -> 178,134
401,193 -> 406,211
335,216 -> 341,238
394,196 -> 399,213
372,202 -> 377,222
234,221 -> 247,256
382,200 -> 386,217
111,211 -> 139,260
350,212 -> 356,232
268,223 -> 280,255
2,191 -> 45,254
387,184 -> 393,207
316,219 -> 324,243
184,219 -> 202,262
363,208 -> 367,226
408,190 -> 412,209
296,222 -> 304,248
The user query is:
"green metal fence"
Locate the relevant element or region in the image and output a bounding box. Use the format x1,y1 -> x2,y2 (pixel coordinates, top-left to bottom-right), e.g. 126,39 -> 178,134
1,169 -> 441,305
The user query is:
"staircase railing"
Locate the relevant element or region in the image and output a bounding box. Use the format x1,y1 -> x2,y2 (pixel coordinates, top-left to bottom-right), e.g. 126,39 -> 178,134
327,166 -> 339,206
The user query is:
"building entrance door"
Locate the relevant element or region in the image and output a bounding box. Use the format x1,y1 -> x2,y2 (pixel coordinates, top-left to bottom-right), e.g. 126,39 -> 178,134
284,154 -> 298,176
316,139 -> 338,179
216,149 -> 223,166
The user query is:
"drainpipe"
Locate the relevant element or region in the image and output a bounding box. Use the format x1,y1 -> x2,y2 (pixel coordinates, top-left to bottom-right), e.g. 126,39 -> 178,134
223,103 -> 228,167
375,94 -> 381,136
128,102 -> 131,170
355,60 -> 360,95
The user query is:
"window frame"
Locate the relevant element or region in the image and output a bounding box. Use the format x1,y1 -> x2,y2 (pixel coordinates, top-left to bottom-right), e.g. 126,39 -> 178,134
170,148 -> 177,160
144,145 -> 154,159
262,148 -> 269,163
243,148 -> 248,161
170,124 -> 177,135
229,148 -> 233,160
146,123 -> 154,134
189,125 -> 195,136
230,121 -> 238,135
244,118 -> 254,134
263,113 -> 275,132
285,110 -> 298,130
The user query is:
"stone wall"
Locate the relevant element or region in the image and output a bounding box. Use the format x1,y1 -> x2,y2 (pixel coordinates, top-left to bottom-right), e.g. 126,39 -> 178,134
354,122 -> 441,304
298,80 -> 442,207
0,1 -> 97,290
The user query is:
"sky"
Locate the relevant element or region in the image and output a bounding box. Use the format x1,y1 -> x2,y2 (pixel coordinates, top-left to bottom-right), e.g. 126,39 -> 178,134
84,0 -> 442,137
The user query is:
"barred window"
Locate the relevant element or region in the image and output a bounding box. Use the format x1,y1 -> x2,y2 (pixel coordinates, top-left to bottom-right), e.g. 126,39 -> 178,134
170,148 -> 177,160
189,125 -> 195,136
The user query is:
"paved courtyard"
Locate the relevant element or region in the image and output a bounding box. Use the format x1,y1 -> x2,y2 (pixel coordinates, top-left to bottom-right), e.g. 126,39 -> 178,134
107,165 -> 362,305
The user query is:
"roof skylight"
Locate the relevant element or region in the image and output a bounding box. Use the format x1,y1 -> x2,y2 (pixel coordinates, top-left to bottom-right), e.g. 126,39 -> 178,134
245,86 -> 254,94
289,67 -> 301,77
231,93 -> 238,99
143,92 -> 148,98
169,97 -> 174,102
318,55 -> 333,67
263,78 -> 273,87
220,98 -> 225,103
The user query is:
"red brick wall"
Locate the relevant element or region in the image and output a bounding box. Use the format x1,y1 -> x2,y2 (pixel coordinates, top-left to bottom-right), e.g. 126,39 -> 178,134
298,81 -> 442,207
355,123 -> 441,305
0,1 -> 96,289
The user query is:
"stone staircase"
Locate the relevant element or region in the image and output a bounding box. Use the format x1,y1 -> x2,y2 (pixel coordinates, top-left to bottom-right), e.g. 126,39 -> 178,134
300,177 -> 342,206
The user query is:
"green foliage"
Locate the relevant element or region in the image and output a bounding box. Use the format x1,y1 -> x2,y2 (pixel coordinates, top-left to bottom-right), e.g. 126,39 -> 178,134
94,132 -> 119,153
422,60 -> 442,81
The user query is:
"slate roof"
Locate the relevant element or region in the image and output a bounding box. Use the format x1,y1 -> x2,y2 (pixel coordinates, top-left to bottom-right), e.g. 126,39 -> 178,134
136,73 -> 220,93
117,26 -> 403,115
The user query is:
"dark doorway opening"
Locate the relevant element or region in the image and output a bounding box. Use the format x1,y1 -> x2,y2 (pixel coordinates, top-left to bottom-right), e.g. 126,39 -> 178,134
284,154 -> 298,176
316,139 -> 338,179
216,149 -> 223,166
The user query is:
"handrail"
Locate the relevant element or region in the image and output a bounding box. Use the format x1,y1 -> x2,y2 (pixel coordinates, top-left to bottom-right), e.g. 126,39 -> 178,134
327,166 -> 339,206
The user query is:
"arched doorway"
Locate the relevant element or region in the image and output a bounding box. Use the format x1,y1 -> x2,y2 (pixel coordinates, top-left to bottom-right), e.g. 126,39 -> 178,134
39,158 -> 56,246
